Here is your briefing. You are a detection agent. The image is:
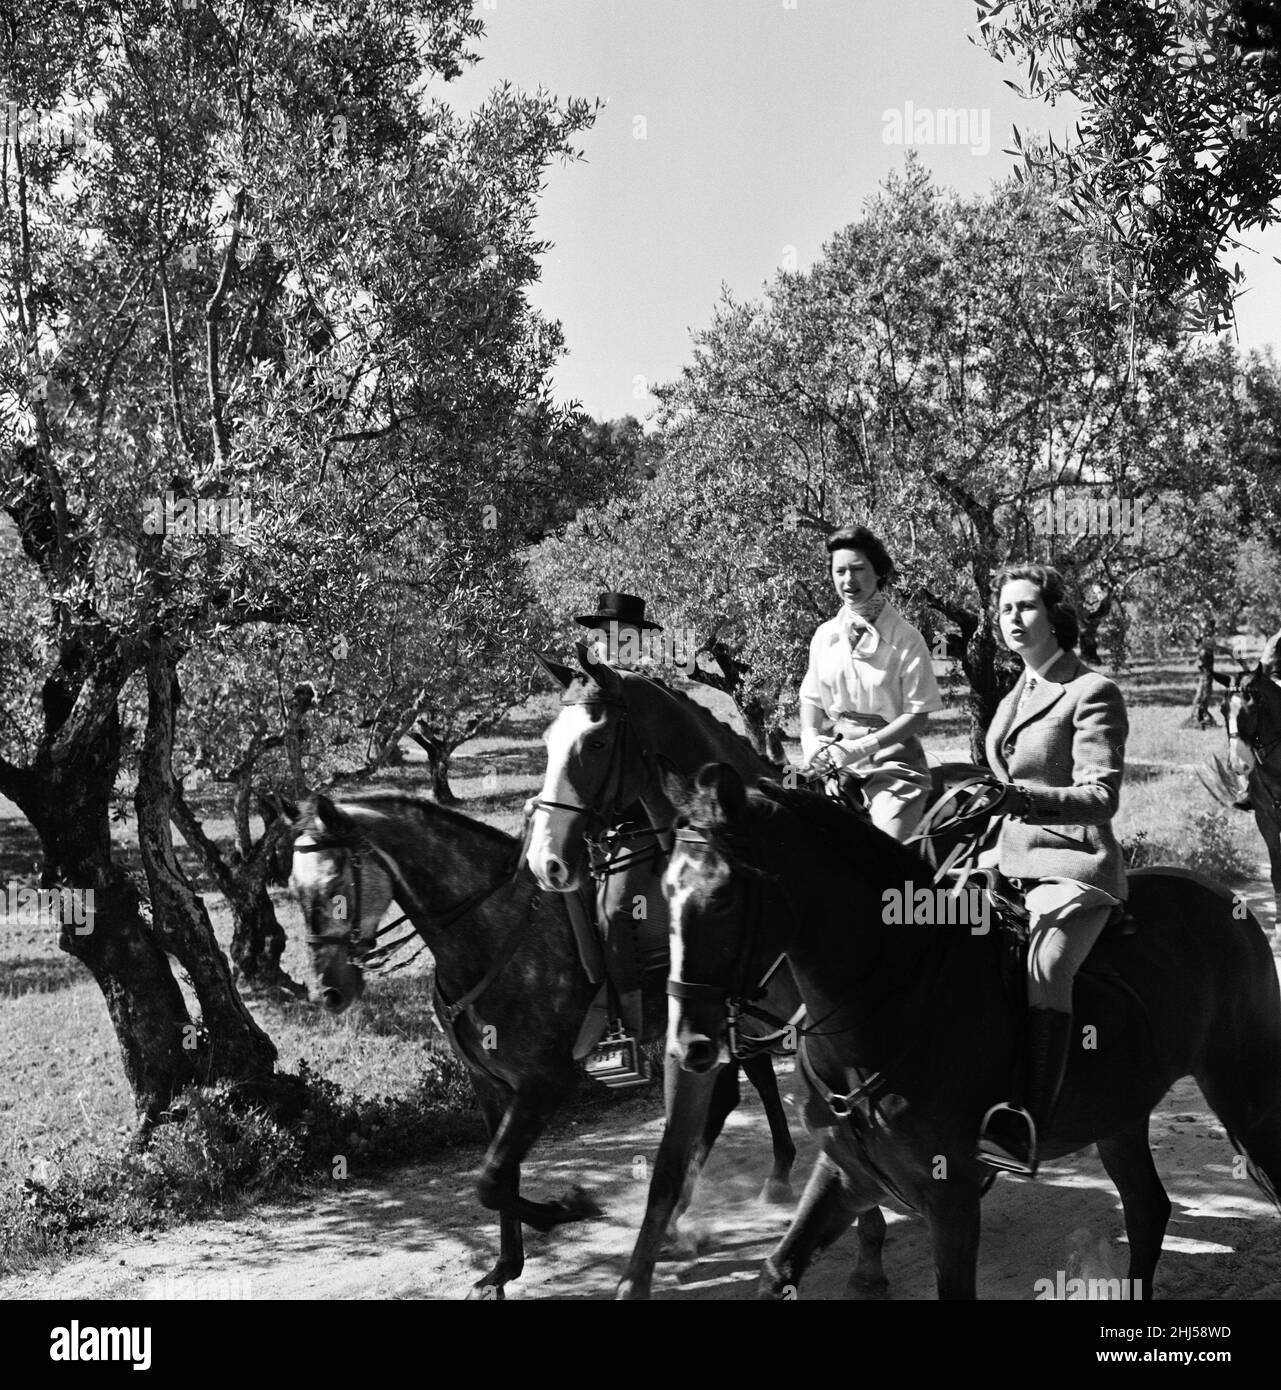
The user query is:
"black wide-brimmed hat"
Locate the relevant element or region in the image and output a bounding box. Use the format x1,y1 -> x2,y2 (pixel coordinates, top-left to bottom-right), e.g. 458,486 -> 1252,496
574,592 -> 662,632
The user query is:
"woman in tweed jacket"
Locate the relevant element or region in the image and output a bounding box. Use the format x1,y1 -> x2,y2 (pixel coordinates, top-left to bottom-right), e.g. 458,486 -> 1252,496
977,564 -> 1128,1177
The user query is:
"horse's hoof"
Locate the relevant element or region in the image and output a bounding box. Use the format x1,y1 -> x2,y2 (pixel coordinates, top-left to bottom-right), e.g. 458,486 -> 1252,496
558,1185 -> 604,1221
755,1262 -> 798,1300
668,1221 -> 708,1261
468,1282 -> 506,1301
615,1278 -> 650,1301
759,1178 -> 795,1206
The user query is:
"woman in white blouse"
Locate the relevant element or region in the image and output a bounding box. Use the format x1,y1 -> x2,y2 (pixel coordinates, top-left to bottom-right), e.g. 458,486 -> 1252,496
799,525 -> 944,841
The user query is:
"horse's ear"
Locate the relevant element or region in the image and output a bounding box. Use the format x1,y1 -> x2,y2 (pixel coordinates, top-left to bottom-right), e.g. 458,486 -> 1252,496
533,650 -> 575,690
656,754 -> 694,810
576,640 -> 622,696
314,793 -> 345,830
693,762 -> 748,822
257,791 -> 299,824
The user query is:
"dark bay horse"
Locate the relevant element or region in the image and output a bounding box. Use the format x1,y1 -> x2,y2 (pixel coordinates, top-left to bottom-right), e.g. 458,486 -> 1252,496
276,792 -> 604,1297
526,648 -> 888,1300
663,762 -> 1281,1300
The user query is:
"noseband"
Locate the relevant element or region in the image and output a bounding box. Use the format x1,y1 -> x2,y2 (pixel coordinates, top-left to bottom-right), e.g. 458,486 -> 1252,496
294,832 -> 380,961
294,826 -> 521,974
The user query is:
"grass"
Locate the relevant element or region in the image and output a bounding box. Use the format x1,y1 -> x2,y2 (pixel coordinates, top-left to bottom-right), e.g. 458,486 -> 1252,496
0,655 -> 1272,1271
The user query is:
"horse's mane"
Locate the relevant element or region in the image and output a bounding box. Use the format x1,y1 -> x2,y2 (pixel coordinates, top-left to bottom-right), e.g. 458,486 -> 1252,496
329,791 -> 516,850
567,669 -> 779,775
747,779 -> 928,884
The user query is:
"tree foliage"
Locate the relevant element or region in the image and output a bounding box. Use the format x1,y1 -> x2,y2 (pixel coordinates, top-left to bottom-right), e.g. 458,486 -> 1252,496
0,0 -> 597,1112
534,159 -> 1263,755
977,0 -> 1281,330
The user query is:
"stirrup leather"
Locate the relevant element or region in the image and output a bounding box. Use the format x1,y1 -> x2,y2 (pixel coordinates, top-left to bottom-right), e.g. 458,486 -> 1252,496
977,1101 -> 1039,1176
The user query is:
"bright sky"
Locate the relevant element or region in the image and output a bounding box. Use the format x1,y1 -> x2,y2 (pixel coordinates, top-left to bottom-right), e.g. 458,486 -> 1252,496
447,0 -> 1281,424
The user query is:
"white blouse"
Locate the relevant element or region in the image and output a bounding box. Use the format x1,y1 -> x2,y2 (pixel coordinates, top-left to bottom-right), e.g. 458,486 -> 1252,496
799,602 -> 944,725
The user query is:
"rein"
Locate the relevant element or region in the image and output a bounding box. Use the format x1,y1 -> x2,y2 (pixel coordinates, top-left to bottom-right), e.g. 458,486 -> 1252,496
666,822 -> 957,1120
295,819 -> 533,1009
665,829 -> 829,1058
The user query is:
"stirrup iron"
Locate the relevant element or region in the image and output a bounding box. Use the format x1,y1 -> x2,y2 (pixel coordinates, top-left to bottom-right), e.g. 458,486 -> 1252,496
585,1022 -> 649,1090
977,1102 -> 1039,1176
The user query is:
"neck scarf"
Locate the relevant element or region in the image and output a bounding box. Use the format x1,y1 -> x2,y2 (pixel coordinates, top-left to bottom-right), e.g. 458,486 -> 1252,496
840,590 -> 888,659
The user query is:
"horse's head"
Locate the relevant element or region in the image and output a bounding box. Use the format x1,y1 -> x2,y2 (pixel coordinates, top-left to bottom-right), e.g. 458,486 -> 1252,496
661,761 -> 778,1075
526,644 -> 652,891
272,794 -> 396,1012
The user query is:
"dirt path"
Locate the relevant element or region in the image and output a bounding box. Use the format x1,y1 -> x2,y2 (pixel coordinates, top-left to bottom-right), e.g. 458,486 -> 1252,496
5,1056 -> 1279,1302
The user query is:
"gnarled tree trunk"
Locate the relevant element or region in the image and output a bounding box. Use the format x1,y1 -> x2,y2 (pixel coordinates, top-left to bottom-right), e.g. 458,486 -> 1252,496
1,668 -> 201,1127
134,640 -> 277,1084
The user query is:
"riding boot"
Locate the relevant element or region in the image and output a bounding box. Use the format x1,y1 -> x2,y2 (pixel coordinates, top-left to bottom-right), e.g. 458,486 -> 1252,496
616,988 -> 645,1043
978,1007 -> 1073,1177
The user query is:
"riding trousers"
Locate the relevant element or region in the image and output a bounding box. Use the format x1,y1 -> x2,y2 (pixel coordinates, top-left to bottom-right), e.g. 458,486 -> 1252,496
1020,879 -> 1120,1012
828,715 -> 933,842
594,820 -> 669,993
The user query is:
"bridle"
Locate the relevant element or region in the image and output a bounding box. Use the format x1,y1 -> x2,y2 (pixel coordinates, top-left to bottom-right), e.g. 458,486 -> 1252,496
665,827 -> 817,1060
530,694 -> 670,874
294,826 -> 522,978
663,816 -> 963,1139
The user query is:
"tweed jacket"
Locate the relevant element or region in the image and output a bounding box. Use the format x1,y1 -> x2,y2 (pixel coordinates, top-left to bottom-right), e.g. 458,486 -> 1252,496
984,649 -> 1128,899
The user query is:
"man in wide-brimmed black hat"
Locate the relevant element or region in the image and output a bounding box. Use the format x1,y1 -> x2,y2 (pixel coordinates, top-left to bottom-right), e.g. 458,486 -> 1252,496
574,594 -> 666,1050
575,591 -> 662,670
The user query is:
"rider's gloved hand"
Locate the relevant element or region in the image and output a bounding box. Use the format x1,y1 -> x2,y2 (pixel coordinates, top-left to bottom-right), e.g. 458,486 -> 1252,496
987,782 -> 1034,820
844,735 -> 879,764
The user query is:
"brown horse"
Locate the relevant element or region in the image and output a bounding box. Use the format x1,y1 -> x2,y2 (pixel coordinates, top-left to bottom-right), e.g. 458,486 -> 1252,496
276,791 -> 604,1298
663,762 -> 1281,1300
526,648 -> 890,1300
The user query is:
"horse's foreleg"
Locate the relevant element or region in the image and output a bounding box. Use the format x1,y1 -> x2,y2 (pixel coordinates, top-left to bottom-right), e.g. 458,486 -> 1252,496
846,1204 -> 889,1297
740,1051 -> 797,1203
925,1189 -> 981,1300
616,1056 -> 721,1300
758,1151 -> 869,1300
469,1079 -> 524,1299
472,1075 -> 596,1297
675,1057 -> 742,1221
1096,1117 -> 1171,1300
